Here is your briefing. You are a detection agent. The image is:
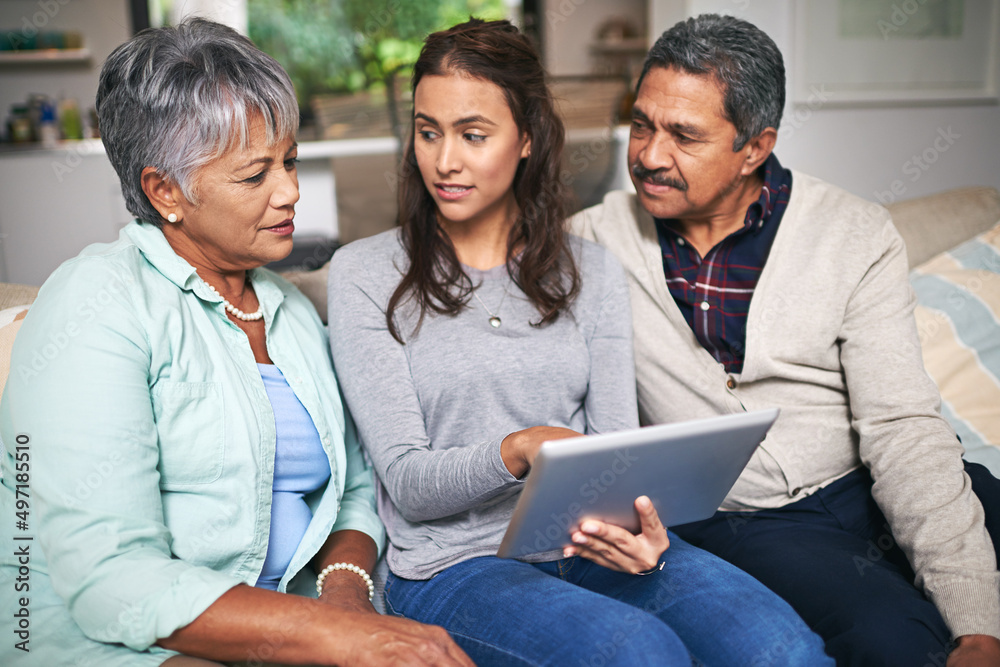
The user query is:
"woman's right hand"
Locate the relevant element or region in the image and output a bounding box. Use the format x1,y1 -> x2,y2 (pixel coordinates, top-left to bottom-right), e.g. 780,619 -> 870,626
501,426 -> 582,478
336,612 -> 474,666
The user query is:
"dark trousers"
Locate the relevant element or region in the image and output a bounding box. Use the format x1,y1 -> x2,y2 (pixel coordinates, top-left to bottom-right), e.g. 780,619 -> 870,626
673,461 -> 1000,667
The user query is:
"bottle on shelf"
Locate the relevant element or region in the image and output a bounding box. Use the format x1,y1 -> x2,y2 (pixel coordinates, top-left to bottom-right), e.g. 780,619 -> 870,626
58,97 -> 82,141
7,104 -> 33,143
27,94 -> 46,138
38,101 -> 59,148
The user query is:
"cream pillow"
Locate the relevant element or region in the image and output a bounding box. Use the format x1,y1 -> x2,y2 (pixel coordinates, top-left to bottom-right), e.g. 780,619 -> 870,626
910,220 -> 1000,474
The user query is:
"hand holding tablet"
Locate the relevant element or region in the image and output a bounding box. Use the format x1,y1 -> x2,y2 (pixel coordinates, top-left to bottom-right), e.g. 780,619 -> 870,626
497,409 -> 780,559
563,495 -> 671,574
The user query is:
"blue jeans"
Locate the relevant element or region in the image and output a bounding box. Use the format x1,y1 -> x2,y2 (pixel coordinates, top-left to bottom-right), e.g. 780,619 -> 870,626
385,532 -> 831,666
673,461 -> 1000,666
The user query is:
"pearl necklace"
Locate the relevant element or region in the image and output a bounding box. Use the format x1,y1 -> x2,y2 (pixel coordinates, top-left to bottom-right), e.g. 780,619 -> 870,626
204,280 -> 263,322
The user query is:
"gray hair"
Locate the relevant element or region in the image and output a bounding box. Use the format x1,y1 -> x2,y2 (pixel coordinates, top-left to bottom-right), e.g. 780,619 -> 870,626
637,14 -> 784,151
96,18 -> 299,225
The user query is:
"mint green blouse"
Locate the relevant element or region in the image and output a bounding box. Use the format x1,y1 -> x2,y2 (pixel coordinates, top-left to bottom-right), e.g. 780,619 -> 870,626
0,221 -> 384,654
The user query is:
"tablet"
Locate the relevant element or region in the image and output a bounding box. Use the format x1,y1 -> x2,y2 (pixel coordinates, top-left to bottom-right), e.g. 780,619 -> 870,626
497,408 -> 780,559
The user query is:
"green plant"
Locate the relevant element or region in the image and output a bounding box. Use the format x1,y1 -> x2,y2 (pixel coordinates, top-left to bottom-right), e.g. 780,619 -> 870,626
249,0 -> 506,117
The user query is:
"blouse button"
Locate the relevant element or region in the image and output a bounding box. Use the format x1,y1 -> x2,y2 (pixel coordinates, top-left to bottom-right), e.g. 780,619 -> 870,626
700,301 -> 710,311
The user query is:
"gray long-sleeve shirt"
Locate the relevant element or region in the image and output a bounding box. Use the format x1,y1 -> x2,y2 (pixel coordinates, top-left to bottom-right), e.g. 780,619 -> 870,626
328,230 -> 637,579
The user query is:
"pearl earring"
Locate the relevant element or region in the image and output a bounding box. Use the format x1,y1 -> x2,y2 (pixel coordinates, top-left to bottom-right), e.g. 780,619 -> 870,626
167,213 -> 178,223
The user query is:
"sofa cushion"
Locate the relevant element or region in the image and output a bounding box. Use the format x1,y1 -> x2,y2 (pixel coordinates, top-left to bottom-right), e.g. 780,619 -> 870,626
910,219 -> 1000,474
281,264 -> 331,324
888,186 -> 1000,269
0,283 -> 39,312
0,305 -> 30,400
0,284 -> 36,401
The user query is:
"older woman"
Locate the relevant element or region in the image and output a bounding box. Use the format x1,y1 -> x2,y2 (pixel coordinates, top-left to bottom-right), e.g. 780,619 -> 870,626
0,19 -> 470,667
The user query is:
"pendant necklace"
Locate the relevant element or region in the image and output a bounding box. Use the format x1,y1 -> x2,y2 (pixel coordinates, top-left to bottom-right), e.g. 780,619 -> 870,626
472,283 -> 510,328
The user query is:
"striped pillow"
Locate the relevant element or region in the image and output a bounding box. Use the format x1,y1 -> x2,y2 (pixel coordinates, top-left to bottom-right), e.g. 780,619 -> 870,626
910,220 -> 1000,475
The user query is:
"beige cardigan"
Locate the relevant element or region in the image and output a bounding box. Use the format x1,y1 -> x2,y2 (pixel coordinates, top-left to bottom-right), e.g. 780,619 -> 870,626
569,172 -> 1000,639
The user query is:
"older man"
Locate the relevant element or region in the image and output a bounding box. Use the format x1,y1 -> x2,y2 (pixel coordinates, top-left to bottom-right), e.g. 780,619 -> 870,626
570,13 -> 1000,666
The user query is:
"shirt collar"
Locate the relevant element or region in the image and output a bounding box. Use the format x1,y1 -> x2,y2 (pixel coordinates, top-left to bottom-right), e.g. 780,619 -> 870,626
122,220 -> 286,313
743,153 -> 791,235
123,220 -> 201,290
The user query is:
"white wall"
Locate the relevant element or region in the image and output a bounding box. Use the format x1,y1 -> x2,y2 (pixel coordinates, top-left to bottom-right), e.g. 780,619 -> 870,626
167,0 -> 247,34
0,143 -> 130,285
649,0 -> 1000,203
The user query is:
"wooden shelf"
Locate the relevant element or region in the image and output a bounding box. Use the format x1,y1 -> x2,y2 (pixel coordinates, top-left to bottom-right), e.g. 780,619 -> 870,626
0,48 -> 90,65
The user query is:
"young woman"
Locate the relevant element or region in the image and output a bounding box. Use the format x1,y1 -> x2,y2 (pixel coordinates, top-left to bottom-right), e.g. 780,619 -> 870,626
328,18 -> 831,666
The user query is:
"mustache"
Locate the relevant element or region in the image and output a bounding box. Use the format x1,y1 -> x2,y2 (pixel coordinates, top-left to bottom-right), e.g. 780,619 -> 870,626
631,163 -> 688,191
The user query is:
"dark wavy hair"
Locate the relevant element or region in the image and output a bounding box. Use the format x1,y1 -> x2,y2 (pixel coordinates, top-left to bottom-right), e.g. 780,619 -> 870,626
386,18 -> 579,343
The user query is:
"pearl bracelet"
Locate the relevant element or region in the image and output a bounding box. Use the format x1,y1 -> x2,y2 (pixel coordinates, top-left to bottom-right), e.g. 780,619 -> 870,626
315,562 -> 375,600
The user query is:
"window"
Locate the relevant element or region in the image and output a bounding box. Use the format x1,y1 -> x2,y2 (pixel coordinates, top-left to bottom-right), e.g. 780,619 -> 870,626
250,0 -> 509,139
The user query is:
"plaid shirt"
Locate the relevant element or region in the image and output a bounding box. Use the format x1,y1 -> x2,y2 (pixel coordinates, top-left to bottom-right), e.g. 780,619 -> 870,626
654,153 -> 792,373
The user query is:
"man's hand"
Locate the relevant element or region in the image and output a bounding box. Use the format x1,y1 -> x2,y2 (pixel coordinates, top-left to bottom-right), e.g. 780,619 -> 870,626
948,634 -> 1000,666
562,496 -> 670,574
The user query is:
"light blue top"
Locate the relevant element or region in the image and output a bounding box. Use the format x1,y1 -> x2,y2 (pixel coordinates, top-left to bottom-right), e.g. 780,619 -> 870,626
255,363 -> 331,591
0,221 -> 385,654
